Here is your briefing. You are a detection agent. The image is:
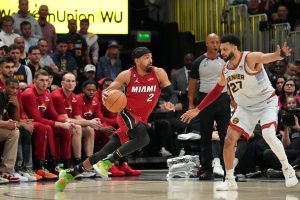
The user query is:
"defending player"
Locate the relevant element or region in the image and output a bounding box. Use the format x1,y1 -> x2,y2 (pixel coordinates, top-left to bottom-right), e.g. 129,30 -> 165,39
181,35 -> 298,190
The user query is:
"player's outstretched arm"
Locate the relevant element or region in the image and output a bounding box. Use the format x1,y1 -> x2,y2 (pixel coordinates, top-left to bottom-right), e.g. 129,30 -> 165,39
248,42 -> 292,70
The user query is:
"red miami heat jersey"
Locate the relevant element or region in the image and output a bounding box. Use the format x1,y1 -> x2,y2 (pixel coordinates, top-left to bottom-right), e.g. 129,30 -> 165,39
125,66 -> 160,123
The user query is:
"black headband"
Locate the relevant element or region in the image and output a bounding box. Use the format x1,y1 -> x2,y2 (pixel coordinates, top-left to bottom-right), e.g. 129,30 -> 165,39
131,47 -> 151,60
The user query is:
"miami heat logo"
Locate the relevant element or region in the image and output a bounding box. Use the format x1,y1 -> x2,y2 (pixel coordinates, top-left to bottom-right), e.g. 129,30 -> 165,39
232,117 -> 239,124
83,111 -> 93,118
65,106 -> 72,113
38,104 -> 46,111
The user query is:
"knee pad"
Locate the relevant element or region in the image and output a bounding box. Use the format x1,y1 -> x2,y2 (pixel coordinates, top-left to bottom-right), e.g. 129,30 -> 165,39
128,122 -> 150,146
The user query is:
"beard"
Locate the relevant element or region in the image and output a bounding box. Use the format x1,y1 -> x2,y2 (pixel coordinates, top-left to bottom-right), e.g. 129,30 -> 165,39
223,51 -> 234,61
84,94 -> 93,101
146,65 -> 152,72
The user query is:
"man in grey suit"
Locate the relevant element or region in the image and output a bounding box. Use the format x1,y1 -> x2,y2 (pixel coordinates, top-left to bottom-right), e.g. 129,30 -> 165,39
171,53 -> 195,112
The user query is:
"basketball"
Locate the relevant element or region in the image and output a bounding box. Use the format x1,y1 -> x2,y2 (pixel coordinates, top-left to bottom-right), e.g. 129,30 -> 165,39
103,90 -> 127,113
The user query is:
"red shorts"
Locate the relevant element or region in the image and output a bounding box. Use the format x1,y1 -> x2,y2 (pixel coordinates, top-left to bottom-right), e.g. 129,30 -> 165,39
116,110 -> 144,144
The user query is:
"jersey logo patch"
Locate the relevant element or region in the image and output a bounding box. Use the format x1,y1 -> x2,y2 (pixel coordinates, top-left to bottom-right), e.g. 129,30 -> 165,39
232,117 -> 239,124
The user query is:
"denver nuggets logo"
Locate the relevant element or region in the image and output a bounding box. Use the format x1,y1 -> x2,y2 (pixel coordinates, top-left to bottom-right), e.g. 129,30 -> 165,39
232,117 -> 239,124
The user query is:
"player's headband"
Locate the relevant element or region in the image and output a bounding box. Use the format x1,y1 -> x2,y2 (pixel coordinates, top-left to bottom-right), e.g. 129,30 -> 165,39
131,47 -> 151,60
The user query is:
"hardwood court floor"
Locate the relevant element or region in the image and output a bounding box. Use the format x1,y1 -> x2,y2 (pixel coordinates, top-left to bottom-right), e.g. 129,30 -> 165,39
0,170 -> 299,200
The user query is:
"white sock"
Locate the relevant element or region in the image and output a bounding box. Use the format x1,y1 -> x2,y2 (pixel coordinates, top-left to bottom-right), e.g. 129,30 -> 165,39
262,126 -> 289,169
226,169 -> 234,179
233,158 -> 239,169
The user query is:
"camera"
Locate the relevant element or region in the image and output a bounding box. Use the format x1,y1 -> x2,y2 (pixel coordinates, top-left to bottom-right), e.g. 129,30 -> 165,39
282,108 -> 300,127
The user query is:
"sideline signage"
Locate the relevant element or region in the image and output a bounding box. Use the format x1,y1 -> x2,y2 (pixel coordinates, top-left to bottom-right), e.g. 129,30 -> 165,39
1,0 -> 128,34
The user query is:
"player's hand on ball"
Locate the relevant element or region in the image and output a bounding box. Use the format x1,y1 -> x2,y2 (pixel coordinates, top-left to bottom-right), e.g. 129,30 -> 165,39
102,89 -> 112,103
180,108 -> 200,123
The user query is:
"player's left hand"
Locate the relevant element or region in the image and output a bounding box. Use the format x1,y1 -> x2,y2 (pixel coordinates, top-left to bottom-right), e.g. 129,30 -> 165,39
162,102 -> 175,112
277,42 -> 292,58
101,89 -> 113,104
180,108 -> 200,123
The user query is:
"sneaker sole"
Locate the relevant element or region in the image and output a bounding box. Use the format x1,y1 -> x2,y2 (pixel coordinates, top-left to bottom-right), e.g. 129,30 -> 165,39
286,177 -> 298,187
216,187 -> 238,191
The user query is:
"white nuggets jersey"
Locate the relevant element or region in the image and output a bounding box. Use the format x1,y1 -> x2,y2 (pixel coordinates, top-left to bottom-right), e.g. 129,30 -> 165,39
223,51 -> 274,106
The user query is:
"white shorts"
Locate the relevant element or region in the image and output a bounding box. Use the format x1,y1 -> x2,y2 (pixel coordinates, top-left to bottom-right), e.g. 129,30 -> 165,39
230,95 -> 278,140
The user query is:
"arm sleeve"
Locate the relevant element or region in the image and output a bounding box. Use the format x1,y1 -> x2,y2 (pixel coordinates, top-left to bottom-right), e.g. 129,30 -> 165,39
161,85 -> 178,105
197,83 -> 225,111
21,92 -> 55,126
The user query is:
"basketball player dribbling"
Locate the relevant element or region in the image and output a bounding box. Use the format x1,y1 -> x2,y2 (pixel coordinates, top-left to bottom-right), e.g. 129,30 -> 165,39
55,47 -> 178,191
181,34 -> 298,190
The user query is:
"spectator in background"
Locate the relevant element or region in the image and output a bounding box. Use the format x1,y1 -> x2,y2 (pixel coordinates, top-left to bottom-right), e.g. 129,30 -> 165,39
51,37 -> 78,85
12,0 -> 42,39
0,42 -> 9,57
78,19 -> 99,65
38,5 -> 56,54
273,4 -> 289,24
74,64 -> 96,94
274,76 -> 286,96
27,46 -> 42,78
0,16 -> 20,46
284,63 -> 298,80
247,0 -> 268,15
279,79 -> 300,108
38,39 -> 59,75
96,40 -> 122,80
9,44 -> 32,85
295,19 -> 300,31
20,21 -> 38,53
0,56 -> 15,91
0,78 -> 21,183
171,53 -> 195,112
268,59 -> 288,84
264,96 -> 300,176
65,19 -> 90,71
14,36 -> 27,64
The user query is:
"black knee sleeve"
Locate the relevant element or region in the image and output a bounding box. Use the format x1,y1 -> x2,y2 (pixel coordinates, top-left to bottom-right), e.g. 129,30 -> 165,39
127,122 -> 150,147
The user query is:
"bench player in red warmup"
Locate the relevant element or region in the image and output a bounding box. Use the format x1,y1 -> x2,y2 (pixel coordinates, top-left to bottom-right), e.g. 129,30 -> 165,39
55,47 -> 178,191
181,34 -> 298,191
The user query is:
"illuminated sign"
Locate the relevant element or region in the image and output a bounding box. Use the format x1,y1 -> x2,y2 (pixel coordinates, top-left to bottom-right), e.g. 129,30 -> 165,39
0,0 -> 128,34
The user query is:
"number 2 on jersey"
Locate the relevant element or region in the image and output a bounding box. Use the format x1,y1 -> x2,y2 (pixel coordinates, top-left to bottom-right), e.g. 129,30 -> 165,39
147,93 -> 154,102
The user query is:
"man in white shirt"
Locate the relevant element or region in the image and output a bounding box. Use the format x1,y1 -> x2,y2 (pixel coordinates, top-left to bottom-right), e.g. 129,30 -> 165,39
0,16 -> 20,46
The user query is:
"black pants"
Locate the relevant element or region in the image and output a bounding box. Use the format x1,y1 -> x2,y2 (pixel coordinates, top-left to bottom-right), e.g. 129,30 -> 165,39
89,122 -> 150,165
197,92 -> 230,172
